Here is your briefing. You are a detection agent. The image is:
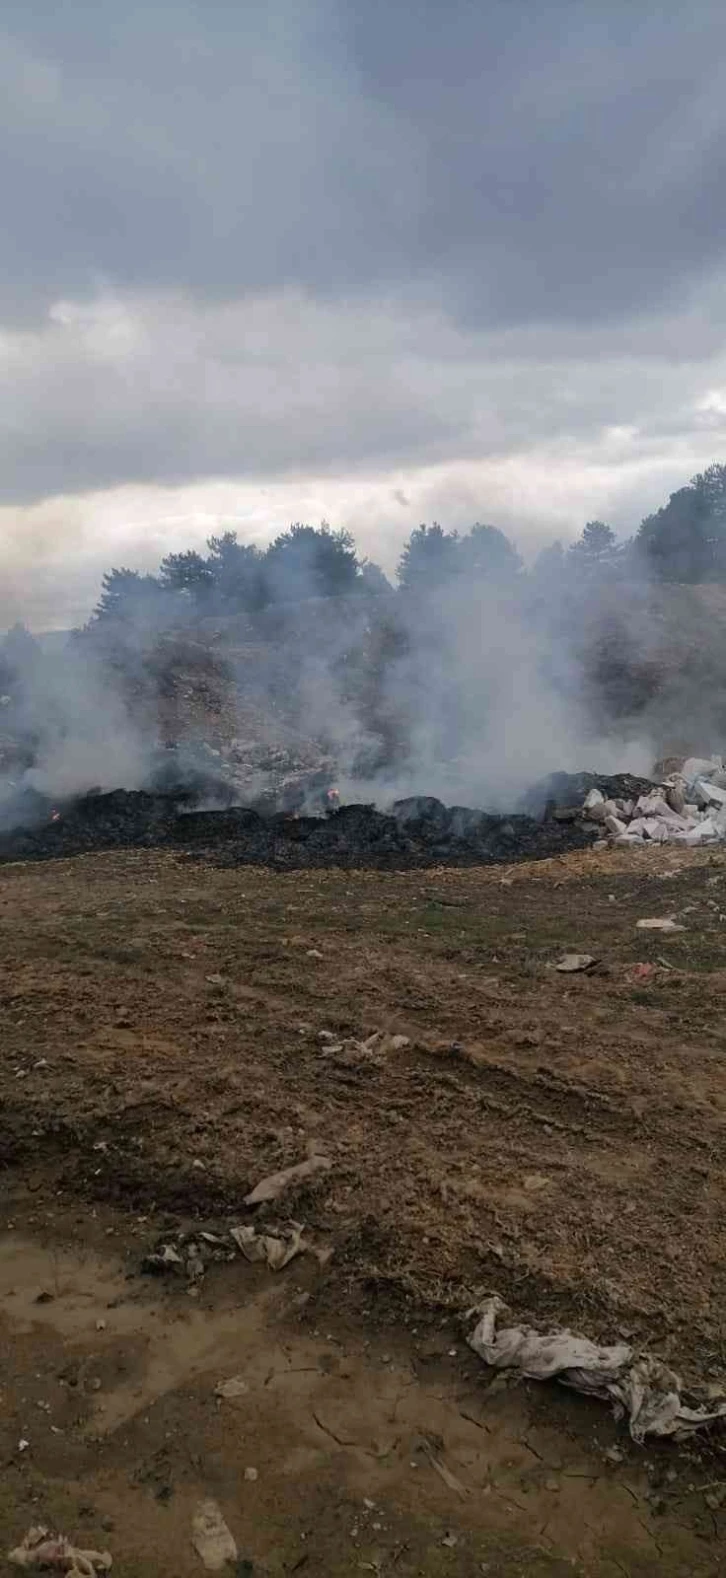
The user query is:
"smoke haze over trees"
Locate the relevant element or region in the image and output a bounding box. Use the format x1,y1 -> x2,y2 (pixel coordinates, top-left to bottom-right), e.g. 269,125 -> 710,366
4,460 -> 726,825
81,460 -> 726,628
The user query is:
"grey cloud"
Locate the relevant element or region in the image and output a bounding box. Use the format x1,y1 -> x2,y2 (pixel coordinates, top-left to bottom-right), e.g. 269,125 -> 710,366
2,0 -> 726,543
3,290 -> 726,505
2,1 -> 726,329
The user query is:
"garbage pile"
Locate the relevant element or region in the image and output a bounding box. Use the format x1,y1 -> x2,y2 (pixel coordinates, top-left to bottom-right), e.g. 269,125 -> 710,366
0,787 -> 592,869
582,756 -> 726,847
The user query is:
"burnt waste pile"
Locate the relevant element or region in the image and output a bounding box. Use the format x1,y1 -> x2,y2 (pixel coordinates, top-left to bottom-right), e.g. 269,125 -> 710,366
0,786 -> 593,870
0,767 -> 599,871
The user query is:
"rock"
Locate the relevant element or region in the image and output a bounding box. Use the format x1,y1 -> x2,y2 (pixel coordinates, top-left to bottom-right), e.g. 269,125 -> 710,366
683,756 -> 722,780
215,1376 -> 249,1400
604,814 -> 626,835
694,779 -> 726,808
583,788 -> 606,820
665,782 -> 687,815
555,953 -> 598,973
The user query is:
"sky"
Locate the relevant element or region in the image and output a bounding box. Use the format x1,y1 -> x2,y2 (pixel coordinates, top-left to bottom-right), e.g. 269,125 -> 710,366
3,0 -> 726,628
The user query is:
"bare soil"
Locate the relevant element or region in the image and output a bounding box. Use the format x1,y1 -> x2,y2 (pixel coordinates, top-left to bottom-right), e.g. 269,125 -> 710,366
3,842 -> 726,1574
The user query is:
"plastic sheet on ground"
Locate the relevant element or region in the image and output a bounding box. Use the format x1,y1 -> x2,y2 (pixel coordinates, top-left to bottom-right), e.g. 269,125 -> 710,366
191,1501 -> 237,1572
244,1153 -> 331,1206
230,1221 -> 307,1270
467,1297 -> 726,1442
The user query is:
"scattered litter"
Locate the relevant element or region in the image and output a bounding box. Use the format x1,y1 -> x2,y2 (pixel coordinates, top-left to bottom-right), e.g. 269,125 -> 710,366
441,1534 -> 458,1549
243,1467 -> 258,1483
214,1376 -> 249,1400
7,1528 -> 111,1576
555,954 -> 597,974
17,1440 -> 29,1453
230,1222 -> 306,1271
141,1230 -> 233,1281
636,917 -> 686,933
191,1500 -> 237,1572
141,1243 -> 184,1274
95,1320 -> 106,1332
244,1153 -> 331,1205
318,1028 -> 410,1065
467,1296 -> 726,1441
629,963 -> 655,982
427,1455 -> 467,1498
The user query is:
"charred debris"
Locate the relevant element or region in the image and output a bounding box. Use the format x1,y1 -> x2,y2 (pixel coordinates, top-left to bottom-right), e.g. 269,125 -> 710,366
0,778 -> 593,871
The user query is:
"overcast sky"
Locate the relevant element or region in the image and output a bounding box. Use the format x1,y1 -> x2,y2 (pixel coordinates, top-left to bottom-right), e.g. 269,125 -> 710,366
3,0 -> 726,627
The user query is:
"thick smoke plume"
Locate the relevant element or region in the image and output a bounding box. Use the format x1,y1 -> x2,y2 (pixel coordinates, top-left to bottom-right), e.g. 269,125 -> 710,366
340,578 -> 653,809
4,510 -> 725,832
0,628 -> 152,828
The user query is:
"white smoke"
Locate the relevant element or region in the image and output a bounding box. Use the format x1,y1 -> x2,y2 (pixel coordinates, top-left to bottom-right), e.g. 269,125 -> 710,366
0,548 -> 696,833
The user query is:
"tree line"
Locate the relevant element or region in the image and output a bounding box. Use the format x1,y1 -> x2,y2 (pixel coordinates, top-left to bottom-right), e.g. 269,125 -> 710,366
89,461 -> 726,624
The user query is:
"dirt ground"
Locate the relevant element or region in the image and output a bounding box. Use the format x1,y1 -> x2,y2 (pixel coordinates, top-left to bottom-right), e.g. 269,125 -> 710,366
3,842 -> 726,1575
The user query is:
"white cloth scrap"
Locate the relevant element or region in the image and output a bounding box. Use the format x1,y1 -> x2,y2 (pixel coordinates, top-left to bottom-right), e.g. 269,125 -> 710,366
468,1297 -> 726,1442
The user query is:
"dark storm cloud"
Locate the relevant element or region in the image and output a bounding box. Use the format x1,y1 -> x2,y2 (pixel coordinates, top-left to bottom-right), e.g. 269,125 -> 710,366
2,0 -> 726,548
2,0 -> 726,326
